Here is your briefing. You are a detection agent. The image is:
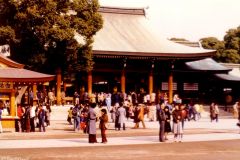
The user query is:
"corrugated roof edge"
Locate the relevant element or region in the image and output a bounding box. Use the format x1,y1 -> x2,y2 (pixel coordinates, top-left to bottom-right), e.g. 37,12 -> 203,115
99,6 -> 146,15
93,50 -> 215,59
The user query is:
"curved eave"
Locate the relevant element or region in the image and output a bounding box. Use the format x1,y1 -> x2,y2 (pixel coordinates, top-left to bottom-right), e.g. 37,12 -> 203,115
0,68 -> 55,82
0,55 -> 24,68
93,50 -> 215,59
186,58 -> 231,72
0,77 -> 55,82
215,73 -> 240,81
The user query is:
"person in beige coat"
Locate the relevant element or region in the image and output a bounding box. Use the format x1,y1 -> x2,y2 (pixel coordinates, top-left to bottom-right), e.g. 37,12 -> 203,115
133,104 -> 146,129
233,102 -> 239,119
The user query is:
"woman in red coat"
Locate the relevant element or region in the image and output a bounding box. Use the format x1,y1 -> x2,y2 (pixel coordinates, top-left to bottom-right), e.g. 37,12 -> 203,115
99,109 -> 109,143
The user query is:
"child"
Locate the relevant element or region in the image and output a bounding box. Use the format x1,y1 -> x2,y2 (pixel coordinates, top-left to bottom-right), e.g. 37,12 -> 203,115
67,107 -> 73,125
80,109 -> 88,133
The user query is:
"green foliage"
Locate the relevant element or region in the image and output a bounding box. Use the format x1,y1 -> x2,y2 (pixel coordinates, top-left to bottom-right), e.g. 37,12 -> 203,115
200,37 -> 225,50
221,49 -> 240,63
0,0 -> 103,74
200,26 -> 240,64
0,26 -> 16,44
200,37 -> 225,62
224,27 -> 240,51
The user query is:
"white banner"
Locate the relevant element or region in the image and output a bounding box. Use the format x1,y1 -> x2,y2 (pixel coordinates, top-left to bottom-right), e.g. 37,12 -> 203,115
0,44 -> 10,56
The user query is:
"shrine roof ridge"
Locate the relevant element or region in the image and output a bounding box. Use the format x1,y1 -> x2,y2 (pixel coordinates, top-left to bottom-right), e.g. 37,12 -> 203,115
99,6 -> 146,15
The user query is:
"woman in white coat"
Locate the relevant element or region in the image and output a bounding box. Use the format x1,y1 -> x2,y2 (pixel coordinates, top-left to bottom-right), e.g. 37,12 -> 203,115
117,103 -> 126,130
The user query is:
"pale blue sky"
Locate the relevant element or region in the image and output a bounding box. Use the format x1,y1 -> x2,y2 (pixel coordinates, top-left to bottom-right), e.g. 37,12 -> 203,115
100,0 -> 240,41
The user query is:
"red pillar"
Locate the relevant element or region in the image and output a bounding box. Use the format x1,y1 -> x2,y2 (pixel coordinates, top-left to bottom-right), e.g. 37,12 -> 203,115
88,71 -> 92,95
10,89 -> 16,116
121,70 -> 126,94
56,68 -> 62,106
168,73 -> 173,104
149,71 -> 153,95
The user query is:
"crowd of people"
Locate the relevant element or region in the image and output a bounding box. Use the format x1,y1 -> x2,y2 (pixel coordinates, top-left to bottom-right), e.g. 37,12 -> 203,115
15,103 -> 51,133
65,89 -> 209,143
1,86 -> 240,144
0,99 -> 51,133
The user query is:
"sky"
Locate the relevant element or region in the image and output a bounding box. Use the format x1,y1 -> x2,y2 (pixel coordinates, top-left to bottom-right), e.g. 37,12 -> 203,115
100,0 -> 240,41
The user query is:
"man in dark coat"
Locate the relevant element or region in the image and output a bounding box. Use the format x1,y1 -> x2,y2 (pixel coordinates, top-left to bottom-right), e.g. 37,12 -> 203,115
38,105 -> 46,132
24,105 -> 31,132
157,102 -> 166,142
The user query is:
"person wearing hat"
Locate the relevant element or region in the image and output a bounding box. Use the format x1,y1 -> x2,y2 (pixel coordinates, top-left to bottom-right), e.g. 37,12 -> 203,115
87,103 -> 98,143
99,108 -> 108,143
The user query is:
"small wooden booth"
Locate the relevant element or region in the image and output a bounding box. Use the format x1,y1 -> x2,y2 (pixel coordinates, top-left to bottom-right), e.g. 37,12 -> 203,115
0,54 -> 54,130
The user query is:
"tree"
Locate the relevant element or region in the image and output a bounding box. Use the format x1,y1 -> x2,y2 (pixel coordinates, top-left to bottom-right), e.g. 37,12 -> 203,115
200,26 -> 240,64
224,26 -> 240,51
200,37 -> 226,62
0,0 -> 103,74
221,49 -> 240,63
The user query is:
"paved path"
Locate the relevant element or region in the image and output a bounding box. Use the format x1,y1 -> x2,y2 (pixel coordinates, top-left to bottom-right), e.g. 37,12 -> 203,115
1,105 -> 240,149
1,132 -> 240,149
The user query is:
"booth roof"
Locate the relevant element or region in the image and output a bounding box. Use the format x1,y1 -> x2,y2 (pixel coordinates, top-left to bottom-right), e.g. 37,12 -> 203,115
0,68 -> 55,82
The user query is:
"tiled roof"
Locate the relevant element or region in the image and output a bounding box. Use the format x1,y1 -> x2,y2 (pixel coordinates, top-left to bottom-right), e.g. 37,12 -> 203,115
92,7 -> 215,59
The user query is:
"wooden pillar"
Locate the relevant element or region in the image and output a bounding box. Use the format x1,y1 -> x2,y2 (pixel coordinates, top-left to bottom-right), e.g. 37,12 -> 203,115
121,70 -> 126,94
168,72 -> 173,104
88,71 -> 92,95
56,68 -> 62,105
149,71 -> 153,95
32,83 -> 37,106
33,83 -> 37,99
10,89 -> 16,117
